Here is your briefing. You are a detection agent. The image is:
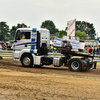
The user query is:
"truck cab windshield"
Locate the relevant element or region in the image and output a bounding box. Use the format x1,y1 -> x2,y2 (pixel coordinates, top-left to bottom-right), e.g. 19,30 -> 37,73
15,30 -> 31,40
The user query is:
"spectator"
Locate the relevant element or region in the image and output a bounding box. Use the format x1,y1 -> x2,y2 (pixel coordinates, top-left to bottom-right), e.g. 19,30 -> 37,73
2,43 -> 7,50
11,44 -> 13,50
86,46 -> 89,53
97,46 -> 100,55
7,43 -> 12,50
56,48 -> 60,53
92,46 -> 95,55
95,46 -> 97,54
0,44 -> 2,50
54,47 -> 57,53
50,45 -> 54,52
89,45 -> 93,54
84,46 -> 87,53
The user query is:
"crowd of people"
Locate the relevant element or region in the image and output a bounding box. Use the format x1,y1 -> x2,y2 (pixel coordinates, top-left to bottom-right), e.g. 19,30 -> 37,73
84,45 -> 100,55
49,44 -> 100,55
49,44 -> 60,53
0,43 -> 13,50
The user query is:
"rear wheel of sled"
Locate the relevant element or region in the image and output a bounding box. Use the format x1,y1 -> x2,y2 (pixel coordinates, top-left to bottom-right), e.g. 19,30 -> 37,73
21,54 -> 33,67
69,58 -> 82,72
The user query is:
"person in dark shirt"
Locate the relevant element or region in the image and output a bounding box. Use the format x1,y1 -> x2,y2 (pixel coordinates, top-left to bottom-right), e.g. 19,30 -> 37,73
89,45 -> 93,54
7,43 -> 12,50
2,43 -> 7,50
92,46 -> 95,54
97,46 -> 100,55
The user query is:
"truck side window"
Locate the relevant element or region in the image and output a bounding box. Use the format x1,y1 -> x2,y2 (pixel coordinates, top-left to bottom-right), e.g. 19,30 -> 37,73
24,32 -> 31,39
16,31 -> 31,40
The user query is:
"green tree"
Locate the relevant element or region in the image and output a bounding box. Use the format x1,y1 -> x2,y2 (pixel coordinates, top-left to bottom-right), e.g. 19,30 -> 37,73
57,30 -> 67,38
75,30 -> 88,40
76,21 -> 96,38
0,22 -> 9,41
9,26 -> 17,40
41,20 -> 59,34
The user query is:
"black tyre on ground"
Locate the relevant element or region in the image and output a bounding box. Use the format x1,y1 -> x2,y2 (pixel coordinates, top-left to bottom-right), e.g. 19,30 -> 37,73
21,54 -> 33,67
69,58 -> 82,72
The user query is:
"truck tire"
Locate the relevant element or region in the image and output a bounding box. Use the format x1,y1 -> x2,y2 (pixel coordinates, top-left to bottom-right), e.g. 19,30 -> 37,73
69,58 -> 82,72
21,54 -> 33,67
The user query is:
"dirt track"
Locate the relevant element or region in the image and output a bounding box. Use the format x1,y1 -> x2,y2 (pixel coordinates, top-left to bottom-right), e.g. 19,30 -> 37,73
0,58 -> 100,100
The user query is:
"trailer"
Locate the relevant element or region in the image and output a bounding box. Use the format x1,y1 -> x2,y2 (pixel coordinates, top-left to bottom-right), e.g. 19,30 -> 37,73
13,26 -> 97,72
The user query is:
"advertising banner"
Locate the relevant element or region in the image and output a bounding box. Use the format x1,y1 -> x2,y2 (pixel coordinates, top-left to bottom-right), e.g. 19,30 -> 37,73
67,19 -> 76,36
54,38 -> 79,51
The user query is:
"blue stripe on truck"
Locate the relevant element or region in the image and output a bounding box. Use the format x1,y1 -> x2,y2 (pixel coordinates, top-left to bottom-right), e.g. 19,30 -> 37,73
32,28 -> 37,33
30,29 -> 36,53
15,42 -> 36,46
30,49 -> 34,53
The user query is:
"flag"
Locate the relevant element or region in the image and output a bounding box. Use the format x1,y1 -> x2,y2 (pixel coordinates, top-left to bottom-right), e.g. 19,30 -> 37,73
67,19 -> 76,36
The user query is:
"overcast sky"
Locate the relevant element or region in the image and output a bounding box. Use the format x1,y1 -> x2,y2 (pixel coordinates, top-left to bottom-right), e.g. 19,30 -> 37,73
0,0 -> 100,36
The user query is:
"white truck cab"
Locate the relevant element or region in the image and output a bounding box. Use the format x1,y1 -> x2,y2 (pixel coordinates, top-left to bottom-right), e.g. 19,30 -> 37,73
13,27 -> 50,67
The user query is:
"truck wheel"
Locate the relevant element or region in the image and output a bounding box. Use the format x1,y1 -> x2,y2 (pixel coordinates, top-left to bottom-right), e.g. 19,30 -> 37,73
21,54 -> 33,67
69,59 -> 82,72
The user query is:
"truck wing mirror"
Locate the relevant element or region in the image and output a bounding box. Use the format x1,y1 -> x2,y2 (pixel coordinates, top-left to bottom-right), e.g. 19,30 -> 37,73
14,40 -> 17,42
16,37 -> 21,40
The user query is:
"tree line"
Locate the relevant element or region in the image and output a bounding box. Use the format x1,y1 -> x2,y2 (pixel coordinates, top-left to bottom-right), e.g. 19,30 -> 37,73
0,20 -> 96,41
0,22 -> 27,41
